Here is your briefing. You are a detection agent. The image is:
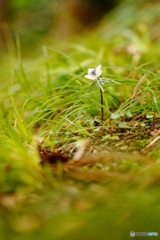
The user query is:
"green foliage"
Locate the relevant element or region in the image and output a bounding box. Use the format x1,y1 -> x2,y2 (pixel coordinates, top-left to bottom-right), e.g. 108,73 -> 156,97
1,0 -> 160,239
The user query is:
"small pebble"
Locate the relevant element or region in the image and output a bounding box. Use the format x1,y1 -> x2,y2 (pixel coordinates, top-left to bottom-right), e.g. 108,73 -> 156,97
150,131 -> 156,136
93,149 -> 98,153
95,163 -> 104,169
120,145 -> 128,150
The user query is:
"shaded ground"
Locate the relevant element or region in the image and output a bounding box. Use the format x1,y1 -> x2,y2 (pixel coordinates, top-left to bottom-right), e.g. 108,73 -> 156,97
1,118 -> 160,239
38,115 -> 160,181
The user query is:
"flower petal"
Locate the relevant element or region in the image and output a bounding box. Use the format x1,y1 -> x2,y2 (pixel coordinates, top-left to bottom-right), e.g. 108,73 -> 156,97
88,68 -> 95,74
96,65 -> 102,77
96,65 -> 101,72
96,70 -> 102,77
84,74 -> 97,80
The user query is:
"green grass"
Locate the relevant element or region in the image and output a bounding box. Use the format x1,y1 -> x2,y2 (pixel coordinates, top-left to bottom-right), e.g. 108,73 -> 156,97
1,0 -> 160,239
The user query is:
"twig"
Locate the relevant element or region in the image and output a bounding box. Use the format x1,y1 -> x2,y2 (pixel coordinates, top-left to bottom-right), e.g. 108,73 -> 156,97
132,74 -> 147,99
142,130 -> 160,152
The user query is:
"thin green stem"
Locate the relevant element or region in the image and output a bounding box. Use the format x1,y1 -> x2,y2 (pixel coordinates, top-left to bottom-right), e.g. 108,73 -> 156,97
100,87 -> 104,120
97,77 -> 104,120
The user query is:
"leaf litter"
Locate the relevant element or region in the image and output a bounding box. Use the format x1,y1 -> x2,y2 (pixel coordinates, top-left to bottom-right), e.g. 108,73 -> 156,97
38,115 -> 160,184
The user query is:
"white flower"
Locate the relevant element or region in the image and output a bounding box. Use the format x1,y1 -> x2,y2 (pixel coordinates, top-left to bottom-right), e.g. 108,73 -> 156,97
84,64 -> 102,80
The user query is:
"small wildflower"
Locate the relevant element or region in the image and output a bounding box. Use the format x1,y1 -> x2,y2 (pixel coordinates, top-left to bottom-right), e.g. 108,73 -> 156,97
84,64 -> 104,120
84,64 -> 120,121
84,64 -> 102,80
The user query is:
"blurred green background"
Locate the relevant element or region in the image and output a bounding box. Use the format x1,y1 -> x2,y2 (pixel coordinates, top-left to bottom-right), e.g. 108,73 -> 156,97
1,0 -> 160,240
0,0 -> 119,52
